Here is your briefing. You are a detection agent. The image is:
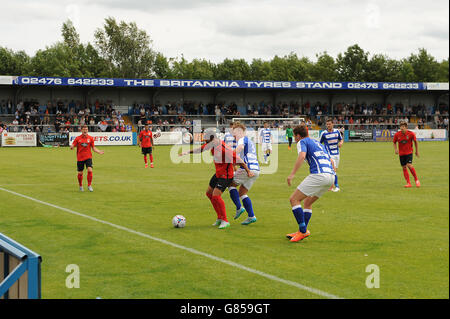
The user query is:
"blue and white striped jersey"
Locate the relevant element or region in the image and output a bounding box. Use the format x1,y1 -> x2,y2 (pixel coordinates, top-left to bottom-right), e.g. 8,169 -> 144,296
297,137 -> 335,175
260,128 -> 272,143
237,136 -> 260,171
223,131 -> 236,150
319,129 -> 342,156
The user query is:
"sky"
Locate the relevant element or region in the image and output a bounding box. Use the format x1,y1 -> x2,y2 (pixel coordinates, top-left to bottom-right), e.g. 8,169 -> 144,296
0,0 -> 448,63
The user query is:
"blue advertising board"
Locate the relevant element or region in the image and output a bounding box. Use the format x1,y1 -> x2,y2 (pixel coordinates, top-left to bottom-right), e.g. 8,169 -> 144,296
13,76 -> 427,90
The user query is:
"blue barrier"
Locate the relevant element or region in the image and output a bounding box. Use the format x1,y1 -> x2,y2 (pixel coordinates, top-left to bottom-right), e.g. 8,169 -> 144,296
0,233 -> 41,299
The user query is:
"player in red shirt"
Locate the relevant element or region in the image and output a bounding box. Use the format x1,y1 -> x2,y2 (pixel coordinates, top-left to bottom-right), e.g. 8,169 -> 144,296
393,121 -> 420,188
70,125 -> 104,192
138,123 -> 154,168
180,129 -> 254,229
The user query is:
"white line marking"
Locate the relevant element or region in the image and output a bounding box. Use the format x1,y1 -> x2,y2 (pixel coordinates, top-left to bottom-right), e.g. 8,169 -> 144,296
0,186 -> 342,299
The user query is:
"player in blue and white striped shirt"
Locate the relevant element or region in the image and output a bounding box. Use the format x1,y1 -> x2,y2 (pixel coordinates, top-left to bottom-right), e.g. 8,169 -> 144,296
228,122 -> 260,225
286,125 -> 336,242
223,122 -> 236,150
319,119 -> 343,192
259,122 -> 272,164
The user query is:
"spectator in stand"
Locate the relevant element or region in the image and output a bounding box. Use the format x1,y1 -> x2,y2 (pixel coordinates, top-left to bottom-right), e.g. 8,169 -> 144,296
98,117 -> 108,132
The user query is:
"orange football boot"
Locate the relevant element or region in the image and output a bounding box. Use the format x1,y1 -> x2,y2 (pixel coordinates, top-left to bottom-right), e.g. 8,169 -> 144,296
290,230 -> 311,242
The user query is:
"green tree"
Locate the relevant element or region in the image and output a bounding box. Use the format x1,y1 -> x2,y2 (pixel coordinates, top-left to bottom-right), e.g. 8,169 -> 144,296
0,47 -> 31,75
311,51 -> 338,81
94,17 -> 156,78
336,44 -> 369,81
215,58 -> 251,80
154,53 -> 173,79
249,58 -> 272,81
437,58 -> 449,82
408,48 -> 440,82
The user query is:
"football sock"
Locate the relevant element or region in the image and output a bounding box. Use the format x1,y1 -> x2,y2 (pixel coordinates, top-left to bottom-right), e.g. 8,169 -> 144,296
240,195 -> 254,217
150,154 -> 154,163
403,167 -> 410,183
304,209 -> 312,227
263,154 -> 267,162
206,192 -> 220,219
87,171 -> 93,186
144,155 -> 147,164
212,195 -> 228,222
229,187 -> 241,210
292,205 -> 307,233
408,166 -> 418,181
334,174 -> 339,187
77,173 -> 83,186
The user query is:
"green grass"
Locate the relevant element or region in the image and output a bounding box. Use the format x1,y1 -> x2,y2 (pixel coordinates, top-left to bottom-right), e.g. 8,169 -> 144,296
0,142 -> 448,299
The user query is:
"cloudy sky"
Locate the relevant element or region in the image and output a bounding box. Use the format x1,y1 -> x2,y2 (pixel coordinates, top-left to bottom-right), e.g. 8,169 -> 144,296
0,0 -> 448,63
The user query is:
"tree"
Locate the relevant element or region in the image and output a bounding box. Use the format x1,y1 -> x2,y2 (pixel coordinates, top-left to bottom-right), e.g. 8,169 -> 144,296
94,17 -> 156,78
154,53 -> 173,79
336,44 -> 369,81
249,58 -> 272,81
310,51 -> 338,81
0,47 -> 31,75
408,48 -> 440,82
215,58 -> 251,80
286,53 -> 313,81
437,58 -> 449,82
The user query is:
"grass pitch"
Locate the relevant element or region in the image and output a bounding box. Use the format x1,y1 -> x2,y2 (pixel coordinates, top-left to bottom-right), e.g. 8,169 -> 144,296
0,141 -> 448,299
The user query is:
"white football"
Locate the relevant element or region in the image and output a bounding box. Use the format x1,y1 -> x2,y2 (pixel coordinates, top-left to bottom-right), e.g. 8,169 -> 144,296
172,215 -> 186,228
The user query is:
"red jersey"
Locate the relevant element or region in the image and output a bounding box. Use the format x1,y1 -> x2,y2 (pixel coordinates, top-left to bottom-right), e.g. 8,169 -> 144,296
202,140 -> 238,179
139,130 -> 153,148
72,134 -> 95,161
393,130 -> 416,156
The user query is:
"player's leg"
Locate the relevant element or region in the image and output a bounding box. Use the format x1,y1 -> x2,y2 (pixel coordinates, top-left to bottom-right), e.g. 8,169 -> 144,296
400,155 -> 411,187
206,176 -> 222,225
302,196 -> 319,228
149,147 -> 154,168
142,147 -> 148,168
212,185 -> 230,229
229,180 -> 244,217
238,172 -> 259,224
287,188 -> 310,241
86,160 -> 94,191
406,159 -> 420,187
77,161 -> 84,191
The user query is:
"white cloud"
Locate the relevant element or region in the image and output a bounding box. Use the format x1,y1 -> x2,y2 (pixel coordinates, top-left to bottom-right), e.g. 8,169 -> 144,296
0,0 -> 448,64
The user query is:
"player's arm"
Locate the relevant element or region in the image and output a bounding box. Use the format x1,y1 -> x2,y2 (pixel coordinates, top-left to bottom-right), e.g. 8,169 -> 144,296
338,131 -> 344,148
413,137 -> 419,157
233,155 -> 254,177
287,152 -> 306,186
70,137 -> 77,150
393,135 -> 399,155
330,158 -> 336,172
179,143 -> 208,156
150,134 -> 154,148
92,143 -> 104,155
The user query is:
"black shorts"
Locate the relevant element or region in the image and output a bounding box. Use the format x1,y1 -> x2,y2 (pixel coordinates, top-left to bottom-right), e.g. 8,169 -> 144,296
77,158 -> 93,171
288,137 -> 293,144
141,147 -> 152,155
399,154 -> 413,166
209,174 -> 233,192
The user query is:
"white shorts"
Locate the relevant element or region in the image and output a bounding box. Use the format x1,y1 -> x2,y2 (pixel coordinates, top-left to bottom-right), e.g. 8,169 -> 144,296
233,169 -> 260,190
297,173 -> 335,198
261,143 -> 272,152
330,155 -> 340,169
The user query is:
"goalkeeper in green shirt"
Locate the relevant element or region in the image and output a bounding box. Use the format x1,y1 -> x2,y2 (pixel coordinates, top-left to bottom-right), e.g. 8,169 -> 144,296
286,125 -> 294,150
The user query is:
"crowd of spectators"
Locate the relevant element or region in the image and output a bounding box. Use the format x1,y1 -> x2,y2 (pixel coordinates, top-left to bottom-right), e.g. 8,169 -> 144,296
1,98 -> 448,133
0,99 -> 132,133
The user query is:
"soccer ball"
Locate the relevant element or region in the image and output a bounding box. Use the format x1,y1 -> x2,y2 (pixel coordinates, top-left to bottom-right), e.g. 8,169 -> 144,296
172,215 -> 186,228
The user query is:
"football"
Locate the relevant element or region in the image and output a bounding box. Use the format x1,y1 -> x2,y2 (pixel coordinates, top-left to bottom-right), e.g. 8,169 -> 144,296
172,215 -> 186,228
